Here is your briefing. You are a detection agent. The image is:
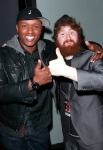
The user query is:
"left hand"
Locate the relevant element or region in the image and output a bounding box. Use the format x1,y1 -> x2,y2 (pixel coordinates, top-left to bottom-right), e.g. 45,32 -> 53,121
2,43 -> 7,47
85,40 -> 103,62
33,60 -> 52,85
49,48 -> 66,76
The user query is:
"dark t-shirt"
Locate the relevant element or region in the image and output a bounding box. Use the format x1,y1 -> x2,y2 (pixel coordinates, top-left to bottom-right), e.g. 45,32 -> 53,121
60,58 -> 78,140
23,48 -> 52,130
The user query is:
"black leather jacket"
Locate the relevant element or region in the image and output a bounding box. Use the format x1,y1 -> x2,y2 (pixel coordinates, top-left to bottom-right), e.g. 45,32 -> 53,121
0,35 -> 56,136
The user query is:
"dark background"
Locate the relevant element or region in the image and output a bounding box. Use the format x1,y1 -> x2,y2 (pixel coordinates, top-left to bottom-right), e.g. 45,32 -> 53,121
0,0 -> 36,46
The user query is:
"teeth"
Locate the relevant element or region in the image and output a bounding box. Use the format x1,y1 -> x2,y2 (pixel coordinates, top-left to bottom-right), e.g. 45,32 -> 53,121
26,36 -> 34,40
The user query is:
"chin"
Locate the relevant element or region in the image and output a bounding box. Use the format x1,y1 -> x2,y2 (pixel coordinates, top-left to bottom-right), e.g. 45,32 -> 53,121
26,42 -> 36,46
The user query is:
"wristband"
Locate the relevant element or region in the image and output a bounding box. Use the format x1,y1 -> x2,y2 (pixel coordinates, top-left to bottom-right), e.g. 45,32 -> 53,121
30,77 -> 40,90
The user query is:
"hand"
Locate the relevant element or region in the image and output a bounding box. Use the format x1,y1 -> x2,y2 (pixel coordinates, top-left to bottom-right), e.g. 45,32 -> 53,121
33,60 -> 52,85
2,43 -> 7,47
85,40 -> 103,62
49,48 -> 66,76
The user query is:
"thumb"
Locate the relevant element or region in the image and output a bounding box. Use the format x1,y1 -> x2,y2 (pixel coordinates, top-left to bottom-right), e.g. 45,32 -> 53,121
56,48 -> 63,60
36,59 -> 42,69
85,40 -> 91,49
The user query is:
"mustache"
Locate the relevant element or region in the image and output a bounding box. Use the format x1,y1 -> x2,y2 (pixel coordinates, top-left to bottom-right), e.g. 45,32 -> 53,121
63,39 -> 74,45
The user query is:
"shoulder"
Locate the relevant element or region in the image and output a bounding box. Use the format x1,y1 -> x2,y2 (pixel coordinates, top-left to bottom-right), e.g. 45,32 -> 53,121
0,46 -> 14,54
0,46 -> 18,62
43,39 -> 56,49
72,49 -> 95,67
41,39 -> 57,61
0,46 -> 9,55
0,47 -> 10,62
75,48 -> 95,58
43,39 -> 54,44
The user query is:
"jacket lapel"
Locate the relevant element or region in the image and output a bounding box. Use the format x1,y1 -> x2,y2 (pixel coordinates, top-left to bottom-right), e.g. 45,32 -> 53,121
71,49 -> 85,68
37,40 -> 46,66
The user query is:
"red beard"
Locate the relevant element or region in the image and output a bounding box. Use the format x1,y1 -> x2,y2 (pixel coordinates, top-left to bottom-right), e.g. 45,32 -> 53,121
55,37 -> 82,57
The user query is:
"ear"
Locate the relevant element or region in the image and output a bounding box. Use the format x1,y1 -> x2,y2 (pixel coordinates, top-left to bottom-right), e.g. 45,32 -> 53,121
41,26 -> 43,32
16,24 -> 18,33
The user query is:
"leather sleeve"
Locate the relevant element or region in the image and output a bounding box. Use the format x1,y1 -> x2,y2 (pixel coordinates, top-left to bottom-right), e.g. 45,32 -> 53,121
0,55 -> 37,105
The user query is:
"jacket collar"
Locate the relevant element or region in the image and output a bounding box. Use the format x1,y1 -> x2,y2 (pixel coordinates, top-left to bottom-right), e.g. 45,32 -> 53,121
71,48 -> 89,68
6,34 -> 46,61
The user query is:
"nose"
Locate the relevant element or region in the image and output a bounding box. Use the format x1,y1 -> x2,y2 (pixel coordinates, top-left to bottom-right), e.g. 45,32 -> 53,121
66,34 -> 71,40
27,26 -> 34,33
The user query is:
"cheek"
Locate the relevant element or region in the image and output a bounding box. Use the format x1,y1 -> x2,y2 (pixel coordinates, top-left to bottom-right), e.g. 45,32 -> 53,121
37,30 -> 42,35
18,29 -> 26,36
35,31 -> 42,40
71,35 -> 78,42
74,34 -> 78,42
34,29 -> 42,36
57,37 -> 64,45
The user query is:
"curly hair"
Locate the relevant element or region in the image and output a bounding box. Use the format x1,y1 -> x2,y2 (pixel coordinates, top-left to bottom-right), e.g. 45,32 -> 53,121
52,15 -> 83,41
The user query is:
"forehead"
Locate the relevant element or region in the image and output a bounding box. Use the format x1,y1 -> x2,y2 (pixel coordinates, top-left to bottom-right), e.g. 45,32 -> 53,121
59,25 -> 73,31
17,19 -> 42,25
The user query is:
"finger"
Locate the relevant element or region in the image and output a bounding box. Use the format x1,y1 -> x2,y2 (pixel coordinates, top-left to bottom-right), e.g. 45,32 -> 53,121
97,51 -> 101,54
91,50 -> 103,62
91,54 -> 97,62
42,67 -> 52,76
100,53 -> 103,59
97,47 -> 103,53
85,40 -> 94,51
42,66 -> 50,73
2,43 -> 7,47
36,59 -> 42,69
85,40 -> 90,48
56,48 -> 63,60
97,53 -> 103,59
91,53 -> 100,62
42,66 -> 48,71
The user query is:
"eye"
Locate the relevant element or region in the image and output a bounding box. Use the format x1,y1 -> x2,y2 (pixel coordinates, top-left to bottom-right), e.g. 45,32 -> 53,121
69,30 -> 76,35
61,33 -> 65,35
34,25 -> 39,29
22,24 -> 27,28
60,32 -> 65,36
70,31 -> 74,34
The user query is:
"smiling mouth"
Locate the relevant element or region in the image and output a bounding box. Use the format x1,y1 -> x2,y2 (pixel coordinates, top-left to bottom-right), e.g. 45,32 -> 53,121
65,42 -> 73,46
25,36 -> 35,41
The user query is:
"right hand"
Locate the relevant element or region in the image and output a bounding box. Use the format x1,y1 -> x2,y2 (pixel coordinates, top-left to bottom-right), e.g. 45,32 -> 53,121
33,60 -> 52,85
49,48 -> 66,76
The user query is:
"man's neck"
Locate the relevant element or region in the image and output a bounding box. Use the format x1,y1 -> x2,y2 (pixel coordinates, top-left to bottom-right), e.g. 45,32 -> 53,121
65,55 -> 73,60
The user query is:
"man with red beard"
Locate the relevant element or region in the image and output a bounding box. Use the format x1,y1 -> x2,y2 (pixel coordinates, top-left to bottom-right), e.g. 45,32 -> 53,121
49,15 -> 103,150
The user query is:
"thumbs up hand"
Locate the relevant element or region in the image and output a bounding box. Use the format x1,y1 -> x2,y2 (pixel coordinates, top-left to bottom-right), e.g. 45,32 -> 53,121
49,48 -> 66,76
49,48 -> 77,81
33,60 -> 52,85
